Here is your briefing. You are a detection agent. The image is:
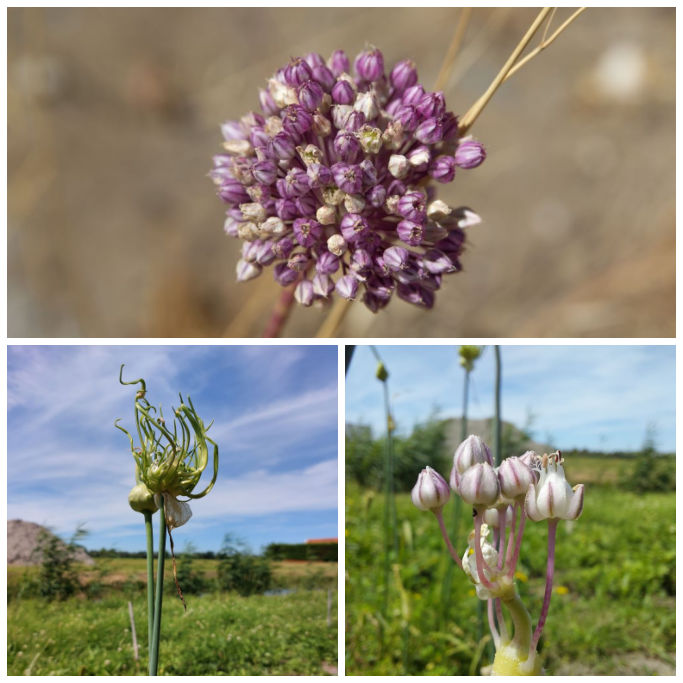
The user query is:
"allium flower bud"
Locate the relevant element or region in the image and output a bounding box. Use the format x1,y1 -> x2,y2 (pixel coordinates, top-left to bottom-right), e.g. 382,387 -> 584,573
356,125 -> 382,155
455,139 -> 487,169
331,79 -> 355,104
383,245 -> 410,271
397,191 -> 427,221
283,57 -> 313,87
397,219 -> 424,246
340,212 -> 369,243
316,251 -> 340,275
429,155 -> 456,183
335,274 -> 359,299
307,162 -> 333,189
411,466 -> 451,511
459,462 -> 500,507
407,145 -> 431,171
298,80 -> 324,111
327,234 -> 347,256
294,279 -> 314,306
354,91 -> 379,120
415,116 -> 444,144
332,163 -> 363,194
273,262 -> 299,286
390,59 -> 418,92
525,452 -> 584,521
497,456 -> 535,500
402,84 -> 425,105
344,110 -> 366,133
236,259 -> 261,282
128,483 -> 159,514
312,273 -> 335,297
328,49 -> 350,77
316,205 -> 336,225
292,217 -> 322,247
367,184 -> 386,208
312,65 -> 335,91
450,435 -> 493,491
354,47 -> 384,82
388,154 -> 409,179
334,131 -> 361,163
483,505 -> 513,528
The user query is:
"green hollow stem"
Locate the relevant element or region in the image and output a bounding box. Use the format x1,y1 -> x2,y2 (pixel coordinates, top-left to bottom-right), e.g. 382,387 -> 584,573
149,498 -> 167,676
144,511 -> 155,657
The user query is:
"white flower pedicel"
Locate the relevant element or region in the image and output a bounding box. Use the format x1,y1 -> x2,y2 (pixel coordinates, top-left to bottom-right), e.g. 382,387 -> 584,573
413,436 -> 584,675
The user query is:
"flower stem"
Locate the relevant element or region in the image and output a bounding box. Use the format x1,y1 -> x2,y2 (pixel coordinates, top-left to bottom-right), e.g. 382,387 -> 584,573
502,589 -> 532,656
507,506 -> 527,579
144,511 -> 154,656
434,508 -> 463,570
530,518 -> 558,652
487,598 -> 500,649
149,498 -> 167,676
262,281 -> 298,337
459,7 -> 552,135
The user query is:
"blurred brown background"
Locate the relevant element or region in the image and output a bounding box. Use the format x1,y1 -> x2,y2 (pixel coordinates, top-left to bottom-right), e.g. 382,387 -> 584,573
8,7 -> 675,338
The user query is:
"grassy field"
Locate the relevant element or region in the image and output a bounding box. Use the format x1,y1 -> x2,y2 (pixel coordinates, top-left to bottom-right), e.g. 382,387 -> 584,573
345,456 -> 675,675
8,560 -> 337,675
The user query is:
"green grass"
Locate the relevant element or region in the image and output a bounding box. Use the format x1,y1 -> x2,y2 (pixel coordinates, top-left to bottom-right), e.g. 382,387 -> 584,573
345,472 -> 675,675
8,589 -> 337,675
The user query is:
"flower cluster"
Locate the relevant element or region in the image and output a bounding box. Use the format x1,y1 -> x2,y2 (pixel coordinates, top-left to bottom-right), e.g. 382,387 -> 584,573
211,47 -> 485,311
116,365 -> 219,529
412,435 -> 584,674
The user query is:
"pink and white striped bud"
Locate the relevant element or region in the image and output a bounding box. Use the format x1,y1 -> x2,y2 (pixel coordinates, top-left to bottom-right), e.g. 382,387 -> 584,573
411,466 -> 450,512
497,456 -> 535,500
525,452 -> 585,521
483,505 -> 513,528
236,259 -> 261,282
450,435 -> 493,491
458,462 -> 500,507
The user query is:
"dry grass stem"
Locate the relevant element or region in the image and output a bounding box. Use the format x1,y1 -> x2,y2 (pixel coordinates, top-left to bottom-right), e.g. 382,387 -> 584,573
434,7 -> 473,91
458,7 -> 553,135
502,8 -> 587,84
315,298 -> 351,338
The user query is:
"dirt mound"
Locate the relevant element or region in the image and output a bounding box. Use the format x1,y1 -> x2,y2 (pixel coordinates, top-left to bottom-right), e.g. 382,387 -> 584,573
7,519 -> 94,566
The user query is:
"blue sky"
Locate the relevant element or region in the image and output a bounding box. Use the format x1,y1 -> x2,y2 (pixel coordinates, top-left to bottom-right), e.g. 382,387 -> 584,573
346,345 -> 675,453
8,345 -> 338,553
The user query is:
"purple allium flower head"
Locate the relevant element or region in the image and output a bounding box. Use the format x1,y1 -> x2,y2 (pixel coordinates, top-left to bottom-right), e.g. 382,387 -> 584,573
211,47 -> 485,311
455,139 -> 487,169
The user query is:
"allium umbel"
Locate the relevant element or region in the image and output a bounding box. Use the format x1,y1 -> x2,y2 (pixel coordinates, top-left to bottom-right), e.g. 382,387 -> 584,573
413,437 -> 585,675
211,48 -> 485,312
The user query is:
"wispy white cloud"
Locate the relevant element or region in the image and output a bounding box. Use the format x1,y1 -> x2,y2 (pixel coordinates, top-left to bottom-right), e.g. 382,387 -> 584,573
8,345 -> 339,549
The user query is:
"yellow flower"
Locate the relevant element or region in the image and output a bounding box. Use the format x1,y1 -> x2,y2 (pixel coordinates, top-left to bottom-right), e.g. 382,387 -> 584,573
514,570 -> 528,583
554,585 -> 569,595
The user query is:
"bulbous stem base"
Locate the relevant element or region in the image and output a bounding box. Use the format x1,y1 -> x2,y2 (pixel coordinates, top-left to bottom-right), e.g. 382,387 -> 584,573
490,644 -> 543,676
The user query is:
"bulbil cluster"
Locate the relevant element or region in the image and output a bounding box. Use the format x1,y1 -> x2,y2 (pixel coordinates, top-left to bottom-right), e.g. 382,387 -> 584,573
116,365 -> 219,529
211,47 -> 485,311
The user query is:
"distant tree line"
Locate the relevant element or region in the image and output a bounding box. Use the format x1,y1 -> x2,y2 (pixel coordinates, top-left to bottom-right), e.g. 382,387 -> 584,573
346,418 -> 675,493
264,542 -> 337,562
